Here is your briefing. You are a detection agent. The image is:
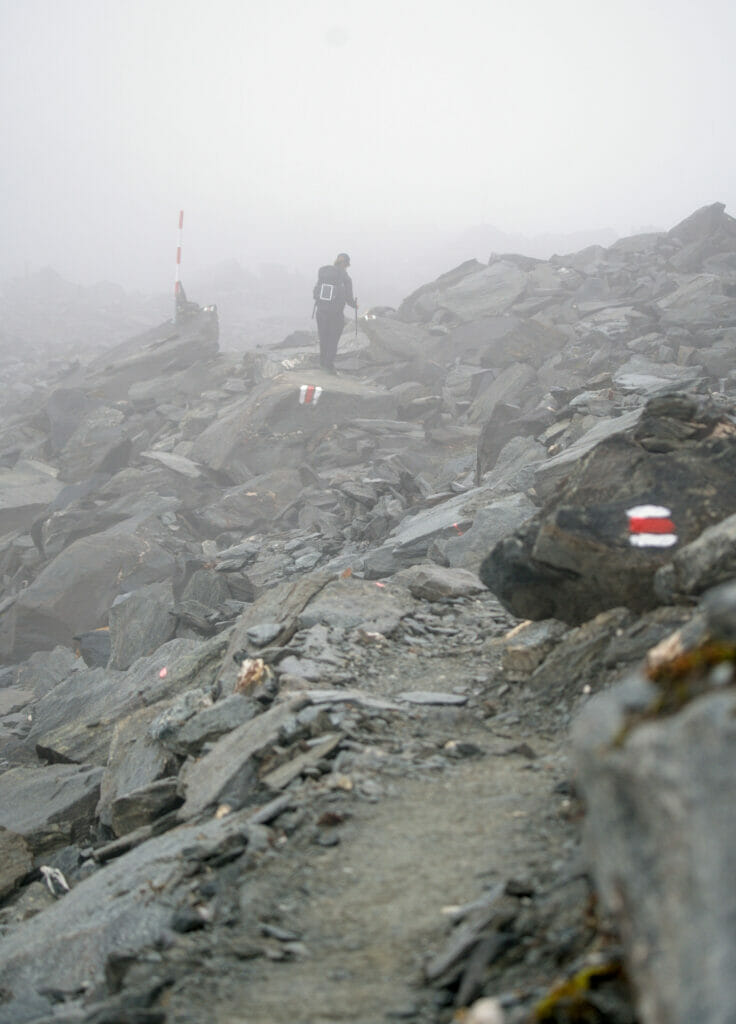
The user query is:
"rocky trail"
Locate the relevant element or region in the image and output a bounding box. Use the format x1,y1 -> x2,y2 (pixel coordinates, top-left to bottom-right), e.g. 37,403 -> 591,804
2,202 -> 736,1023
158,596 -> 578,1024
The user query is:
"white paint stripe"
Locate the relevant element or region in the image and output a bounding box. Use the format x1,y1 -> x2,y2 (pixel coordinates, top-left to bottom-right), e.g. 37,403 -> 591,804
629,533 -> 678,548
626,505 -> 671,519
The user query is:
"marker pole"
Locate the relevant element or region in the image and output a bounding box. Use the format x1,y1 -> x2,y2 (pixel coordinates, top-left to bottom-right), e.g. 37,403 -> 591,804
174,209 -> 184,321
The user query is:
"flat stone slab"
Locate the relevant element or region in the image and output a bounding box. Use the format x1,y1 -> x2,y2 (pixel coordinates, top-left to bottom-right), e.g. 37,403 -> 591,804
397,691 -> 469,706
0,763 -> 103,854
0,827 -> 33,900
177,697 -> 309,821
27,636 -> 225,767
394,565 -> 486,601
0,687 -> 34,716
298,576 -> 410,637
0,460 -> 63,534
0,809 -> 258,1024
140,450 -> 202,478
303,689 -> 402,712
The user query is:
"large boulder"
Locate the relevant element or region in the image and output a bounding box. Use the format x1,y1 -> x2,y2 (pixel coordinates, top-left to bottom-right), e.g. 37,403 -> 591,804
24,635 -> 225,766
480,393 -> 736,624
56,404 -> 131,483
447,315 -> 566,369
78,309 -> 219,401
0,809 -> 260,1024
397,259 -> 527,323
190,372 -> 398,482
1,526 -> 177,660
192,468 -> 304,537
0,460 -> 63,534
0,763 -> 104,854
574,667 -> 736,1024
107,579 -> 177,671
466,363 -> 538,424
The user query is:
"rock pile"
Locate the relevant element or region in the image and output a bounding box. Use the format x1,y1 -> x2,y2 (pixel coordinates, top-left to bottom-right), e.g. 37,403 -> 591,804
1,202 -> 736,1023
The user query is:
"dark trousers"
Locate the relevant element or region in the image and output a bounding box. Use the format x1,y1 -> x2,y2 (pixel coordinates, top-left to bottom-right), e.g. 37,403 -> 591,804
316,308 -> 345,369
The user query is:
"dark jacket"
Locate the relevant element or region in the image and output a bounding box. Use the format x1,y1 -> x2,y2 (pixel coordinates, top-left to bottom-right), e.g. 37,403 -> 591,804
314,265 -> 356,313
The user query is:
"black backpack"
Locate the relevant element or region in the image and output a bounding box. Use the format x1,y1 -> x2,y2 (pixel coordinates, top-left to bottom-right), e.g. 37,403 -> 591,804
313,265 -> 345,307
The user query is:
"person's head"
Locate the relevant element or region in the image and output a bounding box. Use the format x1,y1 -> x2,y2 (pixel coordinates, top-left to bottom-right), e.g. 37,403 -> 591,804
335,252 -> 351,268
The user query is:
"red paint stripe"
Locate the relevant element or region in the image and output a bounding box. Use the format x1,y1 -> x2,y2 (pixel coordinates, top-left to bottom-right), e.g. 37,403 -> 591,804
176,247 -> 181,264
179,210 -> 184,229
629,517 -> 676,534
304,385 -> 315,403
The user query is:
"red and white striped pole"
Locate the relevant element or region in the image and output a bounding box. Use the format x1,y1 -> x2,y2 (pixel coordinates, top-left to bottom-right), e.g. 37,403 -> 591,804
174,209 -> 184,321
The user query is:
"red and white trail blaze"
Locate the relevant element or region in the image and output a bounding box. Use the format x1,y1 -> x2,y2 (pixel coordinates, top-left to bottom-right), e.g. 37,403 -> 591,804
299,385 -> 323,406
627,504 -> 678,548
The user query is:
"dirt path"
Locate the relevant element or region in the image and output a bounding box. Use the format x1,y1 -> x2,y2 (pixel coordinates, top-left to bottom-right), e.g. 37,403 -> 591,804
164,716 -> 571,1024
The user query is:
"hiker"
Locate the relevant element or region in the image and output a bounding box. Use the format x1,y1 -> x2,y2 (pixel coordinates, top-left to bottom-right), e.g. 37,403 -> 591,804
313,252 -> 357,373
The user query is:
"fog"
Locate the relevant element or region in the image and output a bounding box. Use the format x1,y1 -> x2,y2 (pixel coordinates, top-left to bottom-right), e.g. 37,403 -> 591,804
2,0 -> 736,308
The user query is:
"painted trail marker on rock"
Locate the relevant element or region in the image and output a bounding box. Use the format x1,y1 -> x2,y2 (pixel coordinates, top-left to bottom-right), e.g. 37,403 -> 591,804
299,385 -> 323,406
627,504 -> 678,548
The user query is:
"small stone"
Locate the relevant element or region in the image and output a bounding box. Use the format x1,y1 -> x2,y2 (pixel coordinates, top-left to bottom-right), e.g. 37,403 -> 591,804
245,623 -> 283,647
171,907 -> 208,933
314,831 -> 340,847
465,997 -> 506,1024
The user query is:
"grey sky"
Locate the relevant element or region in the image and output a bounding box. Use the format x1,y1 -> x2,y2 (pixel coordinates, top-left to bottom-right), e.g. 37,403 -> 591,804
2,0 -> 735,294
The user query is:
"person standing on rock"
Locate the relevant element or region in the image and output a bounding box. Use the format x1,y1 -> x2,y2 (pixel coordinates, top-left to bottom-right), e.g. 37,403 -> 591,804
312,252 -> 357,373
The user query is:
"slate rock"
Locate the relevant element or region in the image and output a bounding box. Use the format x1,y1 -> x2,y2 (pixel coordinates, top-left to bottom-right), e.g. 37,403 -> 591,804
97,703 -> 181,832
654,511 -> 736,602
482,394 -> 736,624
80,310 -> 219,402
442,493 -> 537,570
190,373 -> 398,482
27,636 -> 225,766
0,763 -> 103,855
43,387 -> 100,454
216,573 -> 333,696
476,402 -> 554,480
0,826 -> 33,900
393,564 -> 485,601
177,697 -> 308,820
0,810 -> 257,1024
15,646 -> 85,698
181,568 -> 232,608
56,404 -> 131,482
574,681 -> 736,1024
495,619 -> 569,679
398,691 -> 468,706
466,363 -> 538,425
140,449 -> 202,478
359,316 -> 434,362
108,580 -> 177,671
0,459 -> 63,534
193,469 -> 302,537
400,260 -> 527,323
155,692 -> 259,758
2,529 -> 177,661
533,409 -> 642,503
450,315 -> 565,370
297,576 -> 411,636
361,491 -> 492,579
0,687 -> 33,715
109,777 -> 182,837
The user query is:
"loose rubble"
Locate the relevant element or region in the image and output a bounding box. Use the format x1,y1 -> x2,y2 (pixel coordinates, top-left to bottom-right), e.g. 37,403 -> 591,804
1,202 -> 736,1023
